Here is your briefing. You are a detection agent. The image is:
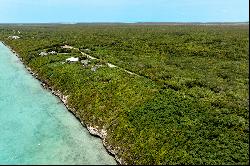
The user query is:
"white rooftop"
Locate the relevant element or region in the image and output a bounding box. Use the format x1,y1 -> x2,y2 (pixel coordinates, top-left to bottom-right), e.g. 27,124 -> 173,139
8,35 -> 20,39
39,51 -> 48,56
61,45 -> 74,49
66,57 -> 79,62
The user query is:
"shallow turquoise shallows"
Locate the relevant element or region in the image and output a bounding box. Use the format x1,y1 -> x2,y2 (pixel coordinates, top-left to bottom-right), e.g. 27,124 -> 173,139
0,42 -> 116,165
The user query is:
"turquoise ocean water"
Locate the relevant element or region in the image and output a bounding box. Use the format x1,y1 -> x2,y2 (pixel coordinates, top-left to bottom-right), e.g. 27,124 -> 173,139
0,42 -> 116,165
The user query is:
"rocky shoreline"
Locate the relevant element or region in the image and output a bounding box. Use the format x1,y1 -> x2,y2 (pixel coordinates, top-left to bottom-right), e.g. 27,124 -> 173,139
1,41 -> 125,165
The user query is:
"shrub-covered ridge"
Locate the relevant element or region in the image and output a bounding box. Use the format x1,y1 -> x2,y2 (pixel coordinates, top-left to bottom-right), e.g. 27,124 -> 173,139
0,24 -> 248,164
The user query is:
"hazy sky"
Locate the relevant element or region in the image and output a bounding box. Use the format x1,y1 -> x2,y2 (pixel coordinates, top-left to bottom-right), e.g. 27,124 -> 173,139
0,0 -> 249,23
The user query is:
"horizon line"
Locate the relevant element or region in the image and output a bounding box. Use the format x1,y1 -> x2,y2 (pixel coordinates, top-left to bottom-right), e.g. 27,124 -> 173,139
0,21 -> 249,25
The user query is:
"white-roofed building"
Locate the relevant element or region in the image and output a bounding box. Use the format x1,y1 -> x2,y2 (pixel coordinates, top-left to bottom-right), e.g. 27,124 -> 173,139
66,57 -> 79,62
8,35 -> 20,39
39,51 -> 48,56
48,51 -> 57,55
61,45 -> 74,49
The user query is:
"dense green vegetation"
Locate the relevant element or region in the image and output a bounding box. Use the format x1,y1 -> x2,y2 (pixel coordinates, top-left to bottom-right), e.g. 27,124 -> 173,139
0,24 -> 248,165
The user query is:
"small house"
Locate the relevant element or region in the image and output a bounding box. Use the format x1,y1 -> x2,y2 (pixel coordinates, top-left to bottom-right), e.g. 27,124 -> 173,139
8,35 -> 20,40
66,57 -> 79,62
39,51 -> 48,56
61,45 -> 74,49
48,51 -> 57,55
